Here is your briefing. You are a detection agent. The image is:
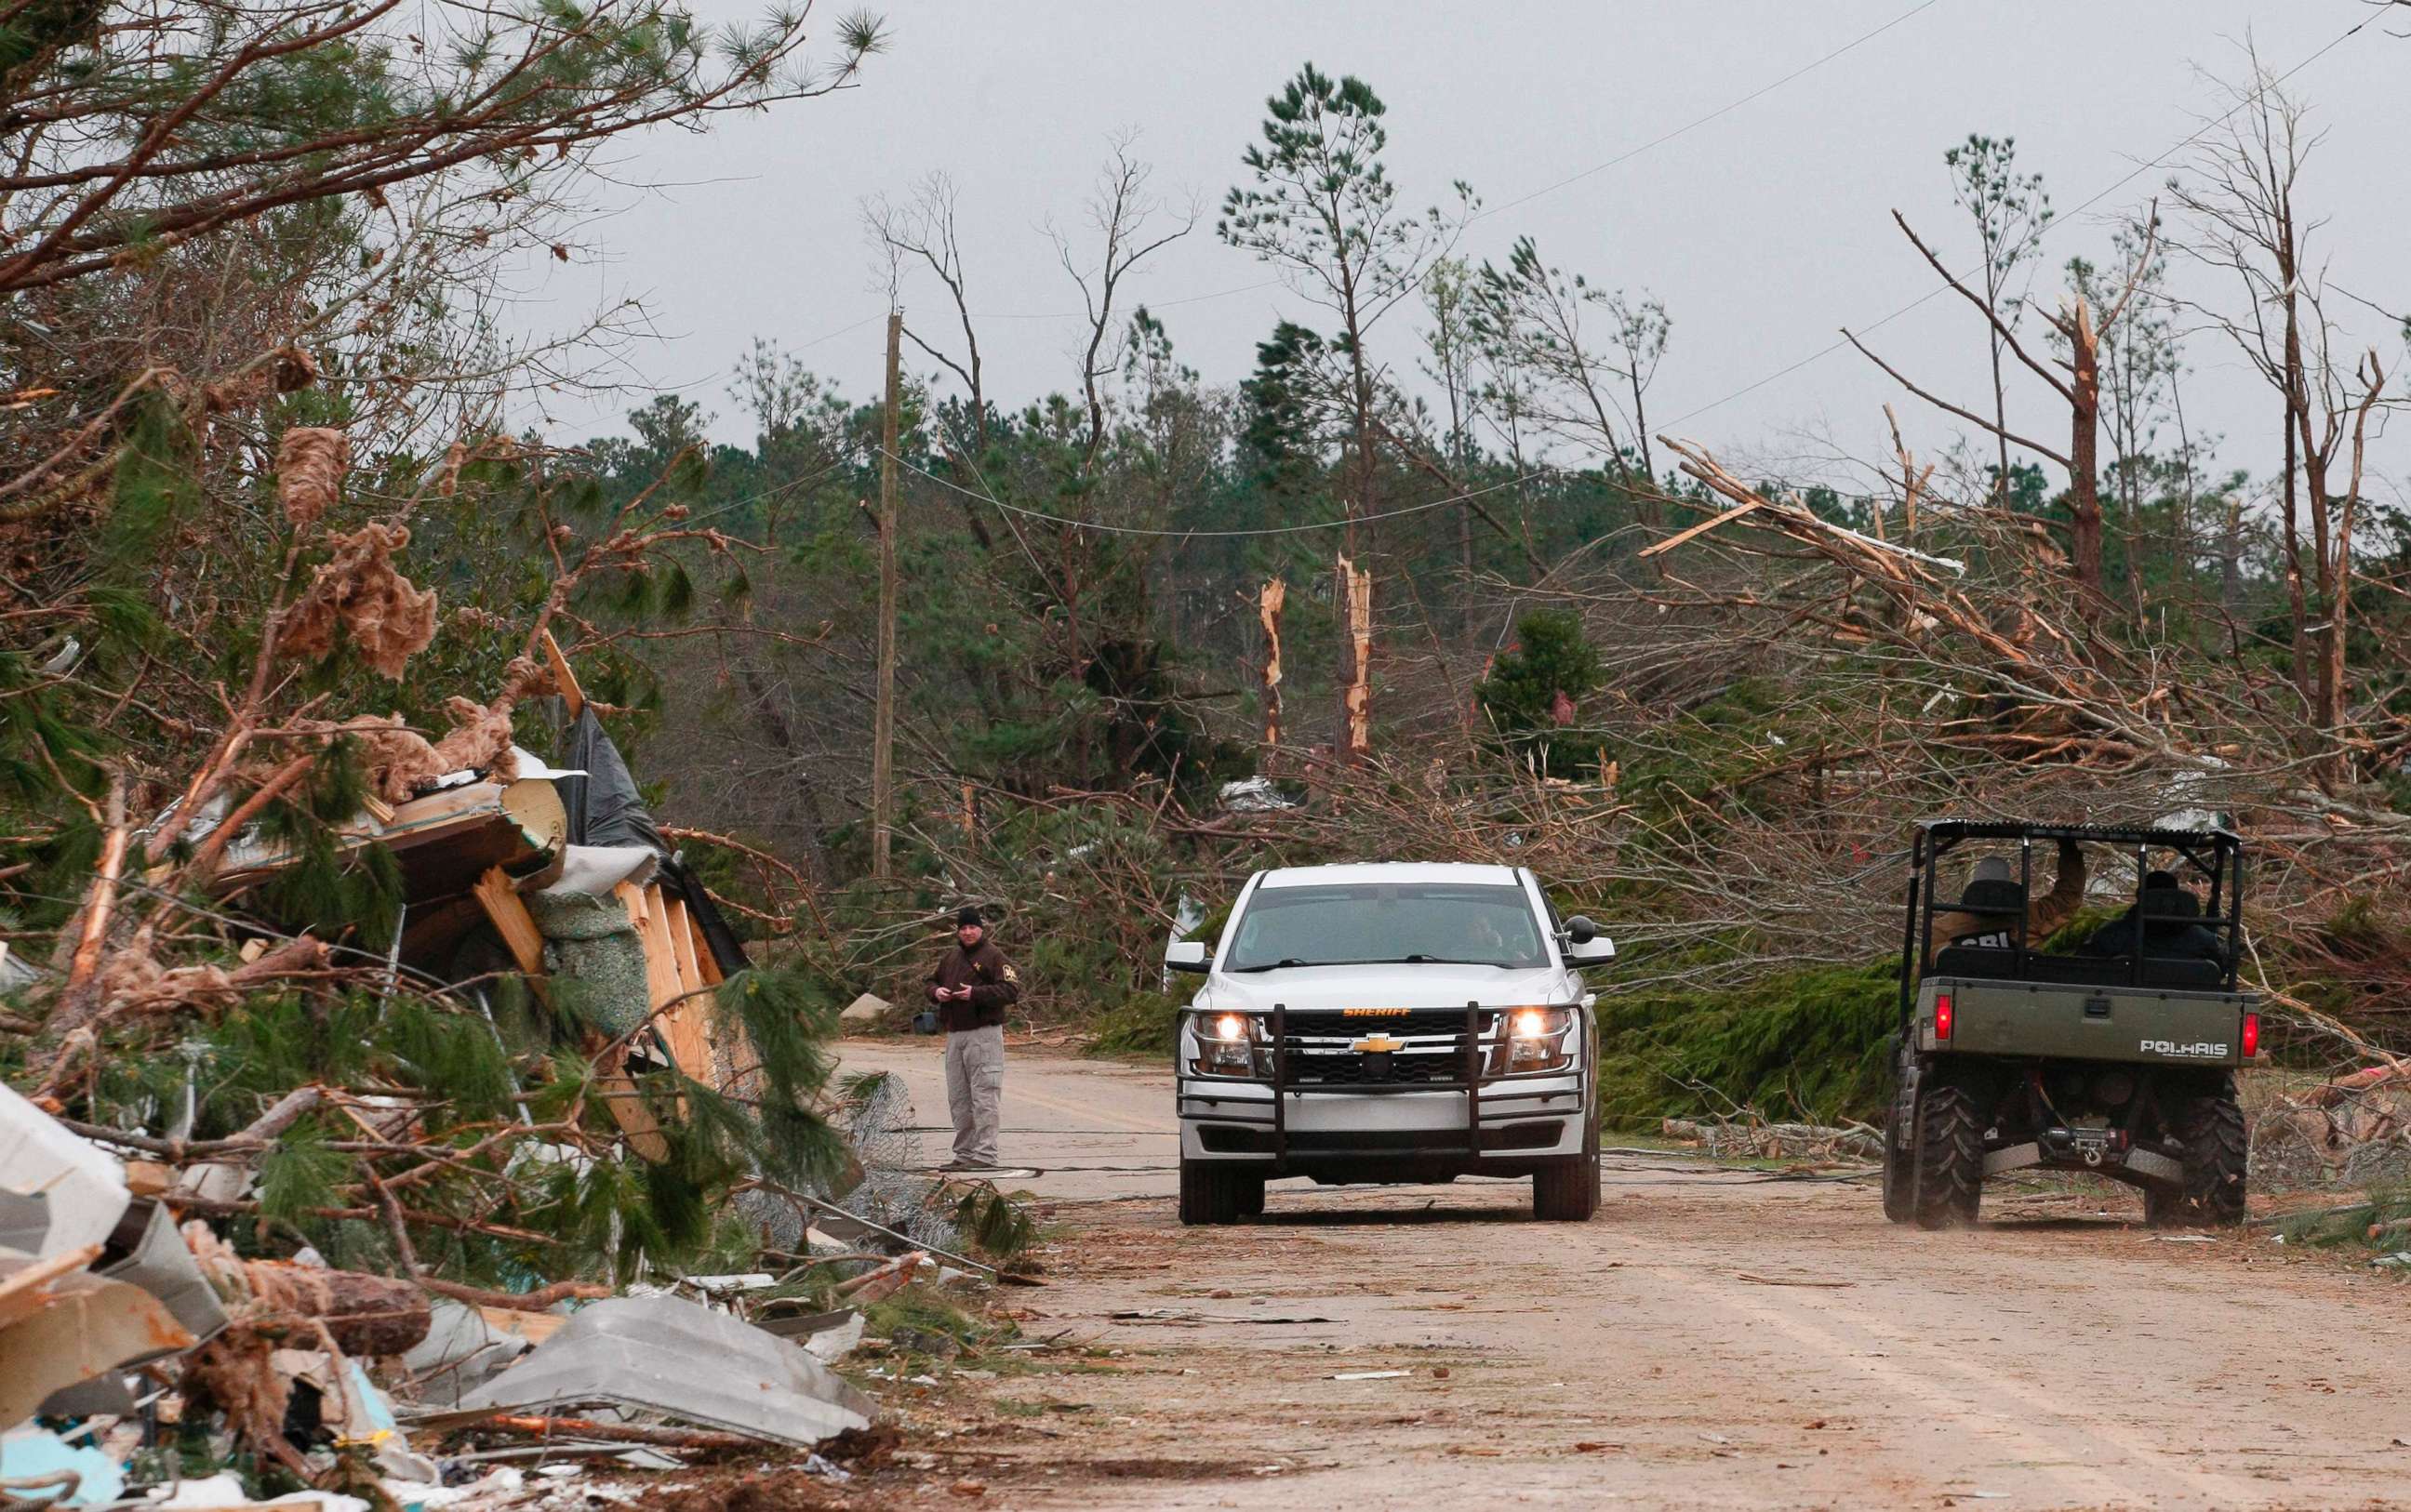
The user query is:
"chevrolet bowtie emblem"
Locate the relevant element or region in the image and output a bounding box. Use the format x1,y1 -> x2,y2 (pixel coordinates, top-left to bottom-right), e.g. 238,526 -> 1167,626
1351,1034 -> 1404,1054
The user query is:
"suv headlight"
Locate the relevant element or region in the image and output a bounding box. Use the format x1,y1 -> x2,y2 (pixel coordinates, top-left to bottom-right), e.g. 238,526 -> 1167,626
1190,1011 -> 1265,1078
1503,1006 -> 1576,1070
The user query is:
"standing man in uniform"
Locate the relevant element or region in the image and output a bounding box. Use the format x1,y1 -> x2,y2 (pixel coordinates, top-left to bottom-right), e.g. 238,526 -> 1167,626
926,906 -> 1019,1171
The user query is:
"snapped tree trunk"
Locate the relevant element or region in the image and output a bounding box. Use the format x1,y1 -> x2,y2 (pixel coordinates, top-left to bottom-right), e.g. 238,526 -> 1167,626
1258,577 -> 1285,751
2281,396 -> 2309,711
2063,296 -> 2107,610
1338,553 -> 1372,764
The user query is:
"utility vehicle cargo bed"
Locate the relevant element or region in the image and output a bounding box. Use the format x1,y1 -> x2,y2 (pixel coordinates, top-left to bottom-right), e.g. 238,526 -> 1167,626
1915,975 -> 2251,1068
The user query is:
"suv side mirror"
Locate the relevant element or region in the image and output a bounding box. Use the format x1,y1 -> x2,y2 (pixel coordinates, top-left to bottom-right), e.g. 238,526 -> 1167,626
1563,917 -> 1614,965
1165,939 -> 1211,975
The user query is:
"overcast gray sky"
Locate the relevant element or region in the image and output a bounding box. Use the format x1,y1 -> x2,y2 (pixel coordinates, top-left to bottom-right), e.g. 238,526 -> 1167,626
513,1 -> 2408,496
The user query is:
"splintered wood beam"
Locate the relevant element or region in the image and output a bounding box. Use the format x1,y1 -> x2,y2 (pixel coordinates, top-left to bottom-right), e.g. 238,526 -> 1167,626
1639,496 -> 1772,559
472,867 -> 546,979
661,892 -> 700,991
656,891 -> 717,1084
615,882 -> 685,1024
592,1066 -> 669,1162
686,912 -> 725,986
541,629 -> 584,720
1339,555 -> 1372,762
0,1243 -> 105,1330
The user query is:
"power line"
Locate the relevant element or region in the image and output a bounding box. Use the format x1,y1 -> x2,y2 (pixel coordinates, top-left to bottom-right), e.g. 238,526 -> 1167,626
1472,0 -> 1948,225
773,4 -> 1943,338
826,3 -> 2368,546
700,10 -> 2376,464
1658,10 -> 2378,431
883,444 -> 1556,540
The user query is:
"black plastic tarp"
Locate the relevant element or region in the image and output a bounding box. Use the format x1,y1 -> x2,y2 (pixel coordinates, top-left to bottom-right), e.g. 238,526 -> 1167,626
561,708 -> 667,856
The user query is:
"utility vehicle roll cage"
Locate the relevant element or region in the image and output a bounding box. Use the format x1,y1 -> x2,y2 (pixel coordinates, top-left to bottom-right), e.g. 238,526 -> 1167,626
1896,820 -> 2247,1032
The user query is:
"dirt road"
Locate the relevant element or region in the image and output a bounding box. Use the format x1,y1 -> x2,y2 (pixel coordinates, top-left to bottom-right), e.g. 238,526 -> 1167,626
842,1037 -> 2411,1510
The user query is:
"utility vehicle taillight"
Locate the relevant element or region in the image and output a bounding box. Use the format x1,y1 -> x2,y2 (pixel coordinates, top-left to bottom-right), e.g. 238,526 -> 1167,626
1934,993 -> 1953,1042
2242,1012 -> 2260,1058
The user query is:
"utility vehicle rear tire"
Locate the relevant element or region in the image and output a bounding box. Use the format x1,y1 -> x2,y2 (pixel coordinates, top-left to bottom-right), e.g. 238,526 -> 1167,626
2146,1079 -> 2247,1227
1880,1093 -> 1915,1226
1179,1161 -> 1253,1226
1911,1080 -> 1985,1230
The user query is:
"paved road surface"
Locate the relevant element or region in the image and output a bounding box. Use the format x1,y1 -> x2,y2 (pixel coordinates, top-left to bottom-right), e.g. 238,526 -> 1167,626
840,1036 -> 1176,1201
841,1035 -> 2411,1510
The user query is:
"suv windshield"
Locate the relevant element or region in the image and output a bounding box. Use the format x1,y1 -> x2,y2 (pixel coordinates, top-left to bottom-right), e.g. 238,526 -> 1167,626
1223,882 -> 1549,971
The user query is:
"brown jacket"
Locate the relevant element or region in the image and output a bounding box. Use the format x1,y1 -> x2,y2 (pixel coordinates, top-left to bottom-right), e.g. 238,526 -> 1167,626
1929,842 -> 2087,950
926,939 -> 1021,1032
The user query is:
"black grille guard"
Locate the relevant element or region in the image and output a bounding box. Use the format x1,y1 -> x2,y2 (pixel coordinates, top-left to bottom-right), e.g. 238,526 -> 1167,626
1175,1000 -> 1588,1168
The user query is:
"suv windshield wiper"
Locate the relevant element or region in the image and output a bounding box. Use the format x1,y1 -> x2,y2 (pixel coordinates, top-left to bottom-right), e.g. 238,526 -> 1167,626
1227,955 -> 1524,972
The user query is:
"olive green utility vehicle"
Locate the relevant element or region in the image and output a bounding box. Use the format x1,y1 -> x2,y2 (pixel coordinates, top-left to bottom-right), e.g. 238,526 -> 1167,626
1883,821 -> 2258,1230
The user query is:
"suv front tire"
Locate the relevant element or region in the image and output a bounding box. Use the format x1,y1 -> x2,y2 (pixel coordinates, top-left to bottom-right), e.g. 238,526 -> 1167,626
1179,1161 -> 1259,1226
1534,1092 -> 1602,1222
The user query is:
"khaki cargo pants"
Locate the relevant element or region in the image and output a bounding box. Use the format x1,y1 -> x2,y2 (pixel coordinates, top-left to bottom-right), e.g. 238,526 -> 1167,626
943,1023 -> 1004,1168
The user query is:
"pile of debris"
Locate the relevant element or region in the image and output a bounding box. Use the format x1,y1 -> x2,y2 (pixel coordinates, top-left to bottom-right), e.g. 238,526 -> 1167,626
1,1069 -> 1008,1507
2251,1058 -> 2411,1190
1659,1117 -> 1884,1164
2,628 -> 1023,1506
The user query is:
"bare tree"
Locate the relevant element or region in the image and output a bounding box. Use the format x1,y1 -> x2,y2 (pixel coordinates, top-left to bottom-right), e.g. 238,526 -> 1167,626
1607,292 -> 1672,486
1471,238 -> 1629,468
2164,53 -> 2397,748
1419,258 -> 1481,603
2066,215 -> 2182,623
1049,132 -> 1197,471
1466,237 -> 1675,596
863,171 -> 988,451
1846,207 -> 2160,609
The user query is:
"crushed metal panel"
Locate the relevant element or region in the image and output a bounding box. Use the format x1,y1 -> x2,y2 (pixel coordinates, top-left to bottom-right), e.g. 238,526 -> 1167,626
0,1082 -> 129,1260
35,1370 -> 139,1419
401,1301 -> 534,1409
0,1269 -> 195,1427
97,1200 -> 229,1357
0,1192 -> 47,1257
456,1293 -> 872,1447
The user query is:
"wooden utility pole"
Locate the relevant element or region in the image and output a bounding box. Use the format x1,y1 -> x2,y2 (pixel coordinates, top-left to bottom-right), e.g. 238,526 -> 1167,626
872,312 -> 901,882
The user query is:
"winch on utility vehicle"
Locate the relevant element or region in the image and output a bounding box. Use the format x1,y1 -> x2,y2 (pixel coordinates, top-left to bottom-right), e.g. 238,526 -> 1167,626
1884,821 -> 2258,1230
1165,863 -> 1614,1225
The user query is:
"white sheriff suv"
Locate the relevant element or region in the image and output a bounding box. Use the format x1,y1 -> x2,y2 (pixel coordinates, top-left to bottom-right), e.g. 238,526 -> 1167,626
1166,862 -> 1613,1225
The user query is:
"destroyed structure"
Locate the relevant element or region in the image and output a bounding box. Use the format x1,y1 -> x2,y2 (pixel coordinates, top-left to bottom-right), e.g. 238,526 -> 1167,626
0,636 -> 979,1507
